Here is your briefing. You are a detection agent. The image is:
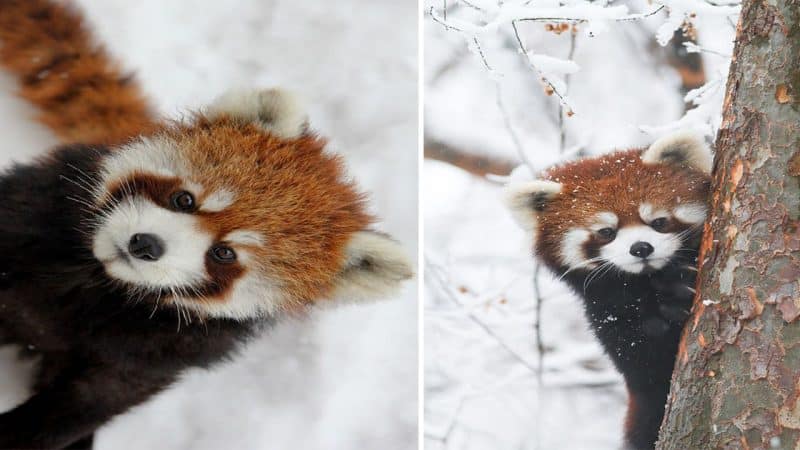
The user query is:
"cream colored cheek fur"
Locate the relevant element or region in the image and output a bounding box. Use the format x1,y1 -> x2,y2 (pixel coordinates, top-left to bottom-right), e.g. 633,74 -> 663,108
558,212 -> 618,270
92,197 -> 212,288
559,229 -> 593,269
600,226 -> 681,274
175,269 -> 287,321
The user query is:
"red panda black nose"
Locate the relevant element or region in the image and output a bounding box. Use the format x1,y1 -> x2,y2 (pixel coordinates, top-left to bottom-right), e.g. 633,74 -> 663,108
630,241 -> 654,259
128,234 -> 165,261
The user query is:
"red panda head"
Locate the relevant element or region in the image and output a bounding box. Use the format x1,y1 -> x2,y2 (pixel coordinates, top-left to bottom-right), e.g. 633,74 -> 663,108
506,131 -> 712,276
90,88 -> 412,319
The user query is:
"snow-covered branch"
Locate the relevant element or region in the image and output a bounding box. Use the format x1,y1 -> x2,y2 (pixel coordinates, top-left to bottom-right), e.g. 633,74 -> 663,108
429,0 -> 740,132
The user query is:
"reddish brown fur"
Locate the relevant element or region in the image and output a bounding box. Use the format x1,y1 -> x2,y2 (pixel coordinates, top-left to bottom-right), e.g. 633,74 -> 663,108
166,117 -> 373,308
623,389 -> 639,435
0,0 -> 157,145
534,148 -> 710,268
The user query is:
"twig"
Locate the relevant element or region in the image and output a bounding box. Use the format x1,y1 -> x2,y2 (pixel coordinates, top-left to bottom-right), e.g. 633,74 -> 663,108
514,5 -> 666,24
460,0 -> 484,12
430,6 -> 461,31
426,257 -> 540,375
684,42 -> 732,58
616,5 -> 666,22
558,32 -> 577,154
704,0 -> 741,6
494,82 -> 534,171
511,20 -> 573,112
472,36 -> 493,71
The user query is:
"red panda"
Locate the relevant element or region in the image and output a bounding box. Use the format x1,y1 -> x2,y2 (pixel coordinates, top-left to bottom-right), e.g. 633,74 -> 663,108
505,131 -> 712,450
0,1 -> 412,449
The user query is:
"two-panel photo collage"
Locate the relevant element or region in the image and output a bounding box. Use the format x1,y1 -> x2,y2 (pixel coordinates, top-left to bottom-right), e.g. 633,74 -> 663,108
0,1 -> 796,449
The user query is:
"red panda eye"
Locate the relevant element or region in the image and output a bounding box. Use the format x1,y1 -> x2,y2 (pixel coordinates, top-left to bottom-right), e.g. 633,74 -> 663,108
210,245 -> 236,264
171,191 -> 196,212
597,228 -> 616,240
650,218 -> 669,231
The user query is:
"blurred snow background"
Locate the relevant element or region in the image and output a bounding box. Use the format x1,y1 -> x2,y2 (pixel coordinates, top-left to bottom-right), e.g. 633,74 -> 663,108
0,1 -> 417,449
424,1 -> 739,449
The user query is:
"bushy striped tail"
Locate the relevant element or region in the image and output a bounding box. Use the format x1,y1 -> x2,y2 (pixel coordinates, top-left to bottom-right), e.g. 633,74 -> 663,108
0,0 -> 156,146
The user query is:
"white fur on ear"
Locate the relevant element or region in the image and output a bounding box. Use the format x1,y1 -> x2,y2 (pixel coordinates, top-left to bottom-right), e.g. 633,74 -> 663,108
504,180 -> 562,230
207,88 -> 308,139
641,130 -> 712,174
331,231 -> 413,303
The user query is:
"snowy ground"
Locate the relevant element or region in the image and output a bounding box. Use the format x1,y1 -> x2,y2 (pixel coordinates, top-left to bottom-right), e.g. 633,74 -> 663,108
0,1 -> 418,449
424,1 -> 737,449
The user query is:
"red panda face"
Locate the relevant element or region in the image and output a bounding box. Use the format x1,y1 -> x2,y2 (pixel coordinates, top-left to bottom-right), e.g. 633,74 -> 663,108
90,89 -> 412,319
506,132 -> 712,277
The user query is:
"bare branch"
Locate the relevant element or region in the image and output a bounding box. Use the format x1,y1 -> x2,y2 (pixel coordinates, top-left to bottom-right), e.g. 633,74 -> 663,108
558,31 -> 577,154
426,257 -> 540,375
424,138 -> 516,179
511,20 -> 574,112
430,6 -> 461,31
494,82 -> 535,171
472,36 -> 493,71
460,0 -> 483,12
513,5 -> 665,24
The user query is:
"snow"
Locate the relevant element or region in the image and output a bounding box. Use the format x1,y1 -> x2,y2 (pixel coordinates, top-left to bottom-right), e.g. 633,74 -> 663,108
425,1 -> 738,448
655,0 -> 741,46
0,1 -> 417,449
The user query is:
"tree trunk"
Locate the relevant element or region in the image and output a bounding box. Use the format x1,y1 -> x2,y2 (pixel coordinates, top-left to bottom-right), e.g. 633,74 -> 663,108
656,0 -> 800,449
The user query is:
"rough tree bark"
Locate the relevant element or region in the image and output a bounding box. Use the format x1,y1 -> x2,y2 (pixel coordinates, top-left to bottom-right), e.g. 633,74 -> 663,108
656,0 -> 800,449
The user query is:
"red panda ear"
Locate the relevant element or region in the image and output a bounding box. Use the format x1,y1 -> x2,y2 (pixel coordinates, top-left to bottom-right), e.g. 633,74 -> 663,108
504,180 -> 562,231
330,231 -> 413,303
641,130 -> 712,174
207,88 -> 308,139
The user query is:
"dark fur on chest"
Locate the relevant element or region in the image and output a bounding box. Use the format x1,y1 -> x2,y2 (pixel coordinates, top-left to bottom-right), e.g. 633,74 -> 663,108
554,256 -> 697,449
0,145 -> 267,449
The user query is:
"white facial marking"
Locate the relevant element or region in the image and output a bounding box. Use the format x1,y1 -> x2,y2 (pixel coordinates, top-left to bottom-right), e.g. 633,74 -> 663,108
202,189 -> 236,212
225,230 -> 264,247
589,212 -> 618,231
559,229 -> 594,269
96,136 -> 186,202
92,197 -> 213,288
176,272 -> 286,320
183,180 -> 204,195
674,203 -> 707,224
638,203 -> 670,223
600,225 -> 681,274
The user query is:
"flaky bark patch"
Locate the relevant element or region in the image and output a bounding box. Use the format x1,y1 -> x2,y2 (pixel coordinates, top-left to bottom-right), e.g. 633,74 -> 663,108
657,1 -> 800,448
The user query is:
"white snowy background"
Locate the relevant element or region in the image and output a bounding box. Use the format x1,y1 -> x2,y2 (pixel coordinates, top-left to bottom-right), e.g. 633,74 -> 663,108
424,1 -> 739,449
0,1 -> 417,449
